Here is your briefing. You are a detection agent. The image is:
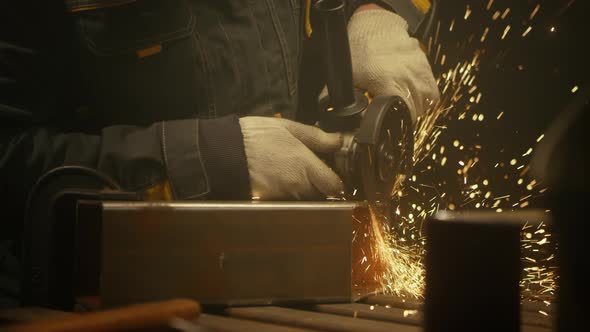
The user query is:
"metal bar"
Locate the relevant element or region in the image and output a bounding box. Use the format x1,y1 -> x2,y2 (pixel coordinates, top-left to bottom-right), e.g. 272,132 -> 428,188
197,313 -> 314,332
520,311 -> 554,329
0,306 -> 554,332
521,301 -> 555,314
314,303 -> 553,330
362,294 -> 553,327
361,294 -> 423,310
315,303 -> 422,326
100,201 -> 355,307
227,306 -> 420,332
521,326 -> 553,332
6,299 -> 200,332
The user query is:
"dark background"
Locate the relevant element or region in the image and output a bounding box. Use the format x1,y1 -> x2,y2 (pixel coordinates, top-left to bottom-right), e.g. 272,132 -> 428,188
386,0 -> 589,300
403,0 -> 590,212
435,0 -> 589,140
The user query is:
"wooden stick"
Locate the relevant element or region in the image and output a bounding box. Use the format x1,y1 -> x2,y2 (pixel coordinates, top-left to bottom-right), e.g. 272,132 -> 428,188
7,299 -> 200,332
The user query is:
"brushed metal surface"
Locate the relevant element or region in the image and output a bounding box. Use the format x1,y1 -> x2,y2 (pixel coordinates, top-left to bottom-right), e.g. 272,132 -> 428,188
101,201 -> 355,307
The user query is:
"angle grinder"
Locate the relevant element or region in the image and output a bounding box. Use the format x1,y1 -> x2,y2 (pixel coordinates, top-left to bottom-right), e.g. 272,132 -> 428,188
314,0 -> 414,203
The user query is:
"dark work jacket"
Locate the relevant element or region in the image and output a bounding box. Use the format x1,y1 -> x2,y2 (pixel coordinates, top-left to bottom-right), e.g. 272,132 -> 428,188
1,0 -> 380,306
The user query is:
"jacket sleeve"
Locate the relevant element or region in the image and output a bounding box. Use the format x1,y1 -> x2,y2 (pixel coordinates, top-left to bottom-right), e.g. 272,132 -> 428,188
2,114 -> 207,199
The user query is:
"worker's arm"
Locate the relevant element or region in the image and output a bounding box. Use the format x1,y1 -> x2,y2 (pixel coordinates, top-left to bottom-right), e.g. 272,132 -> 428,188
1,43 -> 249,205
1,41 -> 343,205
0,104 -> 248,203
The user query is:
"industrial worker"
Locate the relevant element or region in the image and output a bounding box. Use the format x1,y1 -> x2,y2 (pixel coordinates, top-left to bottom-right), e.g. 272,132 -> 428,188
0,1 -> 438,306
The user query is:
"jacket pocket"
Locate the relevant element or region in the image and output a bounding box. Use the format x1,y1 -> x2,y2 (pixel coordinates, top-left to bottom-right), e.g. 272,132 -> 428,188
74,0 -> 209,127
78,0 -> 194,56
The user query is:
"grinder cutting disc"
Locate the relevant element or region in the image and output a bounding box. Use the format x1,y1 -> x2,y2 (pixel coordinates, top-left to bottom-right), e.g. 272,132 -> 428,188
355,96 -> 414,202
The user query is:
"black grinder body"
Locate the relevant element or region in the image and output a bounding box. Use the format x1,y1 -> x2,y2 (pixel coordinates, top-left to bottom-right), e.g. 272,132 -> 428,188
314,0 -> 415,202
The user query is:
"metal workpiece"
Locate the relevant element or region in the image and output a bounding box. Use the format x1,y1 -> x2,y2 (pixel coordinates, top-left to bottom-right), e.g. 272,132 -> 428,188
432,209 -> 551,226
424,210 -> 550,332
100,201 -> 356,307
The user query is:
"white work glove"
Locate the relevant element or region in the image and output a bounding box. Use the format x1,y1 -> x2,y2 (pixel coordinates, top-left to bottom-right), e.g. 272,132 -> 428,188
239,117 -> 344,200
348,9 -> 440,124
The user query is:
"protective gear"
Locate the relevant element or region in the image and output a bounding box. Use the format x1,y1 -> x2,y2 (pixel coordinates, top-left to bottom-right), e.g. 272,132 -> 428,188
348,9 -> 440,124
239,117 -> 344,200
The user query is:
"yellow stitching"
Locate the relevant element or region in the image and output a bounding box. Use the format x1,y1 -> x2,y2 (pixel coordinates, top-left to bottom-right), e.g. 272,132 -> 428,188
305,0 -> 313,37
65,0 -> 137,13
137,44 -> 162,59
412,0 -> 431,14
144,181 -> 174,201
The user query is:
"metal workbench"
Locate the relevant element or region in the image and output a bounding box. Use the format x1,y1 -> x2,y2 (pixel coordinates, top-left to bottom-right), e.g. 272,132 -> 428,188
0,294 -> 553,331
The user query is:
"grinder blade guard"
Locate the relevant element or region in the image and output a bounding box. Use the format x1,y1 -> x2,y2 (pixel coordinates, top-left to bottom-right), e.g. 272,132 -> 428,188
314,0 -> 414,202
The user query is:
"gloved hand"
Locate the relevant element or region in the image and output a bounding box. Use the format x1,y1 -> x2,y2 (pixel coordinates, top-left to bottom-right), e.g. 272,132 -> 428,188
239,117 -> 344,200
348,9 -> 440,124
